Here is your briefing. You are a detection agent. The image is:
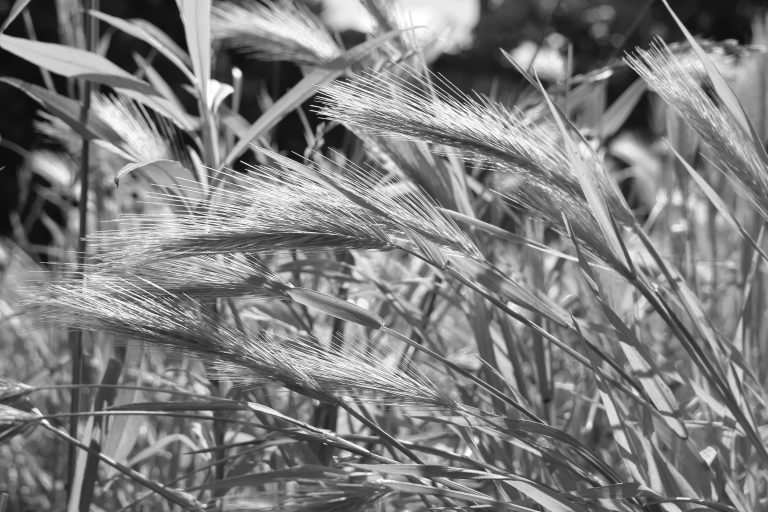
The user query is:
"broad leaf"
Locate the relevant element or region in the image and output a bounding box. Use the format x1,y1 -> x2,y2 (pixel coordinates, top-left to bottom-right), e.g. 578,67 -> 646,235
0,34 -> 158,95
177,0 -> 211,99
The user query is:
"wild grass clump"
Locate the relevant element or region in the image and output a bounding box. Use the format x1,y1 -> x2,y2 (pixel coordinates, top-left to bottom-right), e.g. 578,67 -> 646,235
317,67 -> 636,270
1,1 -> 767,511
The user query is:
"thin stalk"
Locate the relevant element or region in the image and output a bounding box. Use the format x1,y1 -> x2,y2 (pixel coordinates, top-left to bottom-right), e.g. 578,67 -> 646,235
66,0 -> 97,499
41,418 -> 205,511
341,399 -> 424,464
21,10 -> 55,91
442,262 -> 646,399
341,400 -> 468,509
310,249 -> 354,463
627,229 -> 768,462
382,326 -> 543,423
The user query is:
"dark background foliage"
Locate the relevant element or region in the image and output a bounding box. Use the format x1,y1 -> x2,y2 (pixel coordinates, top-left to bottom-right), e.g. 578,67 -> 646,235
0,0 -> 764,251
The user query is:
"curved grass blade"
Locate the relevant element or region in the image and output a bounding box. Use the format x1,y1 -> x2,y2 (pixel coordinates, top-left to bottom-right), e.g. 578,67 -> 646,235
177,0 -> 211,101
286,287 -> 384,329
0,78 -> 117,142
536,73 -> 629,271
89,10 -> 195,83
0,34 -> 158,95
0,0 -> 32,34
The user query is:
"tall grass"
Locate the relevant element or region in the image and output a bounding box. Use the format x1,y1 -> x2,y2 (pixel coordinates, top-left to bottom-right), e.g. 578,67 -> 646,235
1,1 -> 767,511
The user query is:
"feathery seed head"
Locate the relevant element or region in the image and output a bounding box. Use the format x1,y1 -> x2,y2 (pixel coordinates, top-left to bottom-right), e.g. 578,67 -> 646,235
88,167 -> 396,262
212,1 -> 342,65
25,280 -> 455,409
0,377 -> 35,406
317,69 -> 570,181
626,40 -> 768,221
311,155 -> 482,259
0,404 -> 37,439
88,160 -> 479,265
90,94 -> 185,164
318,68 -> 631,265
78,255 -> 290,301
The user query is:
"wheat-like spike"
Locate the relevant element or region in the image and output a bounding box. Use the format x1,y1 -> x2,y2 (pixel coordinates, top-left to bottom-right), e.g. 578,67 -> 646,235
212,331 -> 457,409
88,167 -> 396,261
211,0 -> 342,65
316,68 -> 575,190
0,377 -> 35,405
626,40 -> 768,221
33,93 -> 185,164
0,404 -> 36,428
318,67 -> 630,266
73,254 -> 290,300
312,154 -> 482,259
87,159 -> 481,265
24,281 -> 456,409
90,94 -> 186,164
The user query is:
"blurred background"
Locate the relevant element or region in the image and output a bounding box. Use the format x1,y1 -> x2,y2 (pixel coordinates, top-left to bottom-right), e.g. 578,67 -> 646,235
0,0 -> 765,255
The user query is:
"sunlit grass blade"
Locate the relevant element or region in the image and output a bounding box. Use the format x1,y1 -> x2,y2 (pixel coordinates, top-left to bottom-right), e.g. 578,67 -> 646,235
564,215 -> 687,439
536,73 -> 631,273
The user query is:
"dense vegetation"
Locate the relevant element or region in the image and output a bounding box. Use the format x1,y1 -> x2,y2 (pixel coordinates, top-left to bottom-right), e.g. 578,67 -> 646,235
1,0 -> 767,511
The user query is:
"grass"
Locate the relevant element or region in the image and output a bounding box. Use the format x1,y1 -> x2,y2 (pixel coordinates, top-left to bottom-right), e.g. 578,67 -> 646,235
1,0 -> 768,511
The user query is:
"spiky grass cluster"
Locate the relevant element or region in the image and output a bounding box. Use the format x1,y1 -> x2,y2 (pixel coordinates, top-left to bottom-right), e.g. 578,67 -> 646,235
317,68 -> 632,266
10,2 -> 768,510
88,163 -> 478,263
317,69 -> 566,179
35,93 -> 187,172
211,0 -> 342,65
90,167 -> 395,259
312,156 -> 481,260
627,40 -> 768,221
25,280 -> 455,409
75,255 -> 290,301
90,95 -> 186,163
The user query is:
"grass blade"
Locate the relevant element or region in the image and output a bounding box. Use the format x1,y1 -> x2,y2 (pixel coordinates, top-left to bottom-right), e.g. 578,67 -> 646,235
0,0 -> 32,34
223,29 -> 405,168
0,34 -> 158,95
